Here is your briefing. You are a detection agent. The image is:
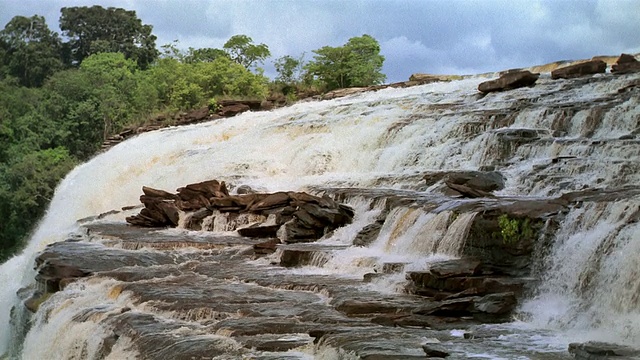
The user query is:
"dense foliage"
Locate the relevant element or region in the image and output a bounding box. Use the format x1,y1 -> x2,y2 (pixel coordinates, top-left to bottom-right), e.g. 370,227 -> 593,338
0,6 -> 386,262
304,35 -> 386,91
60,6 -> 159,69
0,15 -> 63,87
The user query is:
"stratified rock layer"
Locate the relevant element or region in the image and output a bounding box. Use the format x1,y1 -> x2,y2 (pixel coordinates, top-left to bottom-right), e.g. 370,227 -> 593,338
126,180 -> 354,244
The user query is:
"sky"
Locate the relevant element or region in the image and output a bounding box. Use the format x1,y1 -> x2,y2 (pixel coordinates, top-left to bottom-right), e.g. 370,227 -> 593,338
1,0 -> 639,82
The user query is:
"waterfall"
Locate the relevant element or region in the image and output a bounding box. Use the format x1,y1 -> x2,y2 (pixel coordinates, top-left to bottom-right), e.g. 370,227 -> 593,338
521,200 -> 640,345
1,71 -> 639,357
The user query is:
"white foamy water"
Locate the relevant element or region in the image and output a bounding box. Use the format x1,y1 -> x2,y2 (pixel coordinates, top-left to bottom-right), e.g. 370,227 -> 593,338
1,72 -> 639,357
521,200 -> 640,346
21,278 -> 141,360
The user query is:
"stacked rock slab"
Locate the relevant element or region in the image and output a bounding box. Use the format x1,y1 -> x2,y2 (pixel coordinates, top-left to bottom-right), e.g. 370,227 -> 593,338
406,259 -> 526,323
126,179 -> 354,244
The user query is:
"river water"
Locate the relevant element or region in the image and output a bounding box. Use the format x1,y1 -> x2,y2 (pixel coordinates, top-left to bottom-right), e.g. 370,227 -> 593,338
1,72 -> 638,358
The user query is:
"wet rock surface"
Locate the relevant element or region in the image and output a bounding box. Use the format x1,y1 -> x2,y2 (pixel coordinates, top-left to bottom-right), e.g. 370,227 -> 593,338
26,185 -> 578,358
28,224 -> 458,358
29,205 -> 561,359
569,341 -> 640,359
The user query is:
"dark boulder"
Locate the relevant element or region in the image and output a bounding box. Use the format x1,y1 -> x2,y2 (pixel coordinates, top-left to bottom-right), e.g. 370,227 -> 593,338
249,192 -> 291,212
218,103 -> 250,117
423,171 -> 505,195
126,196 -> 179,227
478,71 -> 539,93
277,219 -> 322,243
142,186 -> 178,200
237,223 -> 281,238
422,344 -> 450,358
611,53 -> 640,74
429,259 -> 482,278
127,180 -> 354,244
473,292 -> 517,315
353,222 -> 384,247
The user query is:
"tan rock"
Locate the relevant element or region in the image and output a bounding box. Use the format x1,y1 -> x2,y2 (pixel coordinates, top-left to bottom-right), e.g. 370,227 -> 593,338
409,74 -> 447,83
551,59 -> 607,79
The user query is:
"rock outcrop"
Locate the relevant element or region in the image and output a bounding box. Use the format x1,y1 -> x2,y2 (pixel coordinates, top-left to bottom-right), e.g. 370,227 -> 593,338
478,70 -> 540,93
551,59 -> 607,79
423,170 -> 506,198
126,179 -> 354,244
409,74 -> 462,83
611,53 -> 640,74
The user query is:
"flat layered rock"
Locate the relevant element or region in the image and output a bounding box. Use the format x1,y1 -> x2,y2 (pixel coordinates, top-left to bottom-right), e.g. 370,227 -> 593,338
314,327 -> 454,359
569,341 -> 640,359
551,60 -> 607,79
478,70 -> 540,93
87,222 -> 265,250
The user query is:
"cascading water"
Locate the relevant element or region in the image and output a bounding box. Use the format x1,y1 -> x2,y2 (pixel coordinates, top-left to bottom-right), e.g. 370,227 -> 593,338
521,199 -> 640,345
0,71 -> 638,358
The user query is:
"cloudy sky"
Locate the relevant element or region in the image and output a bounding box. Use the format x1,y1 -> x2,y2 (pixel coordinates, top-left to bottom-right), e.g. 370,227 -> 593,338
1,0 -> 639,82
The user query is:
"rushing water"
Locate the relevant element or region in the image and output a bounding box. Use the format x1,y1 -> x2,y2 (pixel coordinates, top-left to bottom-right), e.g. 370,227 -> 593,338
1,72 -> 639,358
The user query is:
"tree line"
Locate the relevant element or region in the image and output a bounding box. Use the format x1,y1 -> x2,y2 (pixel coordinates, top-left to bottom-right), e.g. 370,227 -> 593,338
0,6 -> 386,261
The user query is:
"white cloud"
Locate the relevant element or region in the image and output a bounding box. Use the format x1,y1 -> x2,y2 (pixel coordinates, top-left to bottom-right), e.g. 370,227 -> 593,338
381,36 -> 437,60
1,0 -> 639,82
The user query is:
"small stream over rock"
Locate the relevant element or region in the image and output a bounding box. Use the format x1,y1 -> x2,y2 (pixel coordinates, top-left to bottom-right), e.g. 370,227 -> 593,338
1,67 -> 639,359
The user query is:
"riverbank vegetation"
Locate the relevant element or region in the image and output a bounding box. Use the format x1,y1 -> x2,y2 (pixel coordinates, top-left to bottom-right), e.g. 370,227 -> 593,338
0,6 -> 386,261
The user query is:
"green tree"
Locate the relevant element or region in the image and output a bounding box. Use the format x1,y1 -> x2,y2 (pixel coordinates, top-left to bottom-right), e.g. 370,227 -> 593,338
59,6 -> 159,69
184,47 -> 229,64
79,52 -> 141,137
0,15 -> 64,87
223,35 -> 270,69
147,55 -> 268,111
274,54 -> 304,84
0,79 -> 42,161
305,34 -> 385,91
41,70 -> 104,158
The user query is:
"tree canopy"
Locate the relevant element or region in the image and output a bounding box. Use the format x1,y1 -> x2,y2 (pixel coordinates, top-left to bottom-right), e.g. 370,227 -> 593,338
59,6 -> 159,69
305,34 -> 385,91
223,35 -> 271,69
274,54 -> 304,84
0,15 -> 64,87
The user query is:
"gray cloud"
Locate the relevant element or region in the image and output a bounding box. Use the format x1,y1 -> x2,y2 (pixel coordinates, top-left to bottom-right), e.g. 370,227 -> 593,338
1,0 -> 639,82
